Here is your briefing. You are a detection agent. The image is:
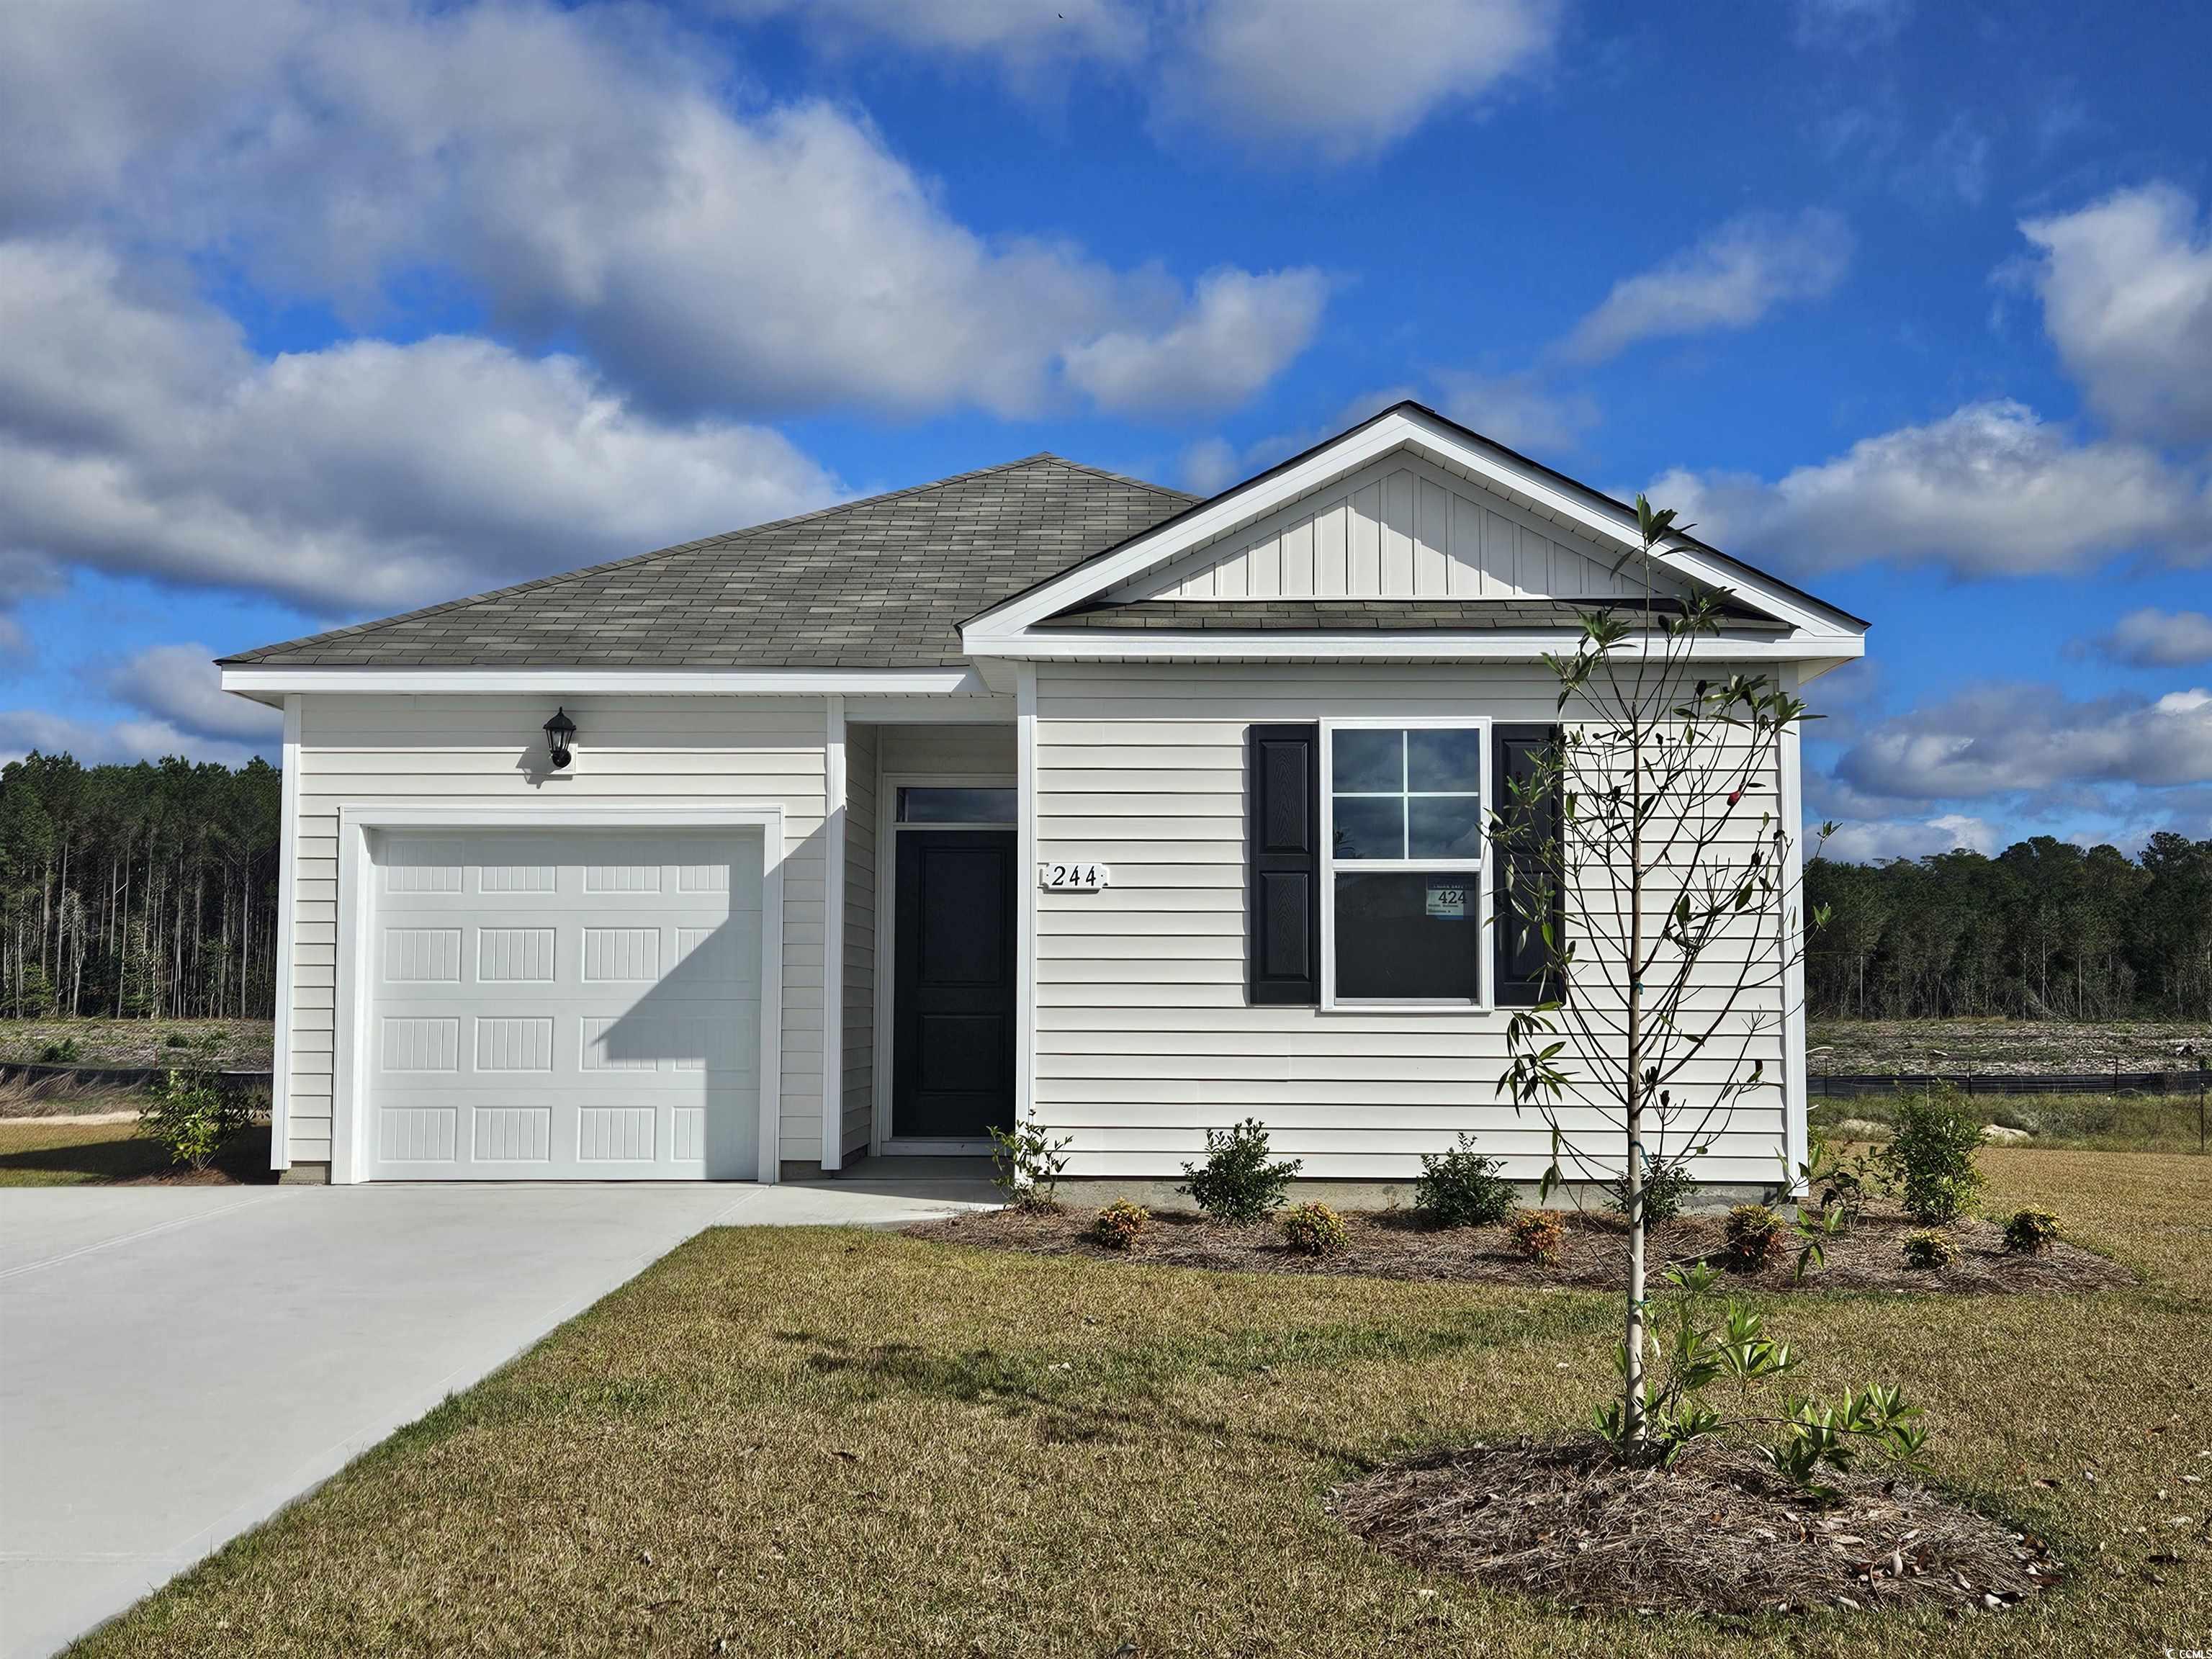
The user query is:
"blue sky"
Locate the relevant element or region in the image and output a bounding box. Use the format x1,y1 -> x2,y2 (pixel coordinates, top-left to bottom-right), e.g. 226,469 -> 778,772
3,0 -> 2210,860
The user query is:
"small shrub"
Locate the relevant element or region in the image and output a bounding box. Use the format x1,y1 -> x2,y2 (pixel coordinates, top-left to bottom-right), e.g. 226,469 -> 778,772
1605,1156 -> 1696,1225
1508,1208 -> 1565,1264
1279,1202 -> 1349,1256
36,1037 -> 81,1064
986,1122 -> 1075,1212
1092,1200 -> 1149,1250
1599,1263 -> 1930,1493
1412,1135 -> 1516,1228
2003,1208 -> 2062,1254
1876,1090 -> 1986,1223
139,1036 -> 250,1172
163,1031 -> 190,1050
1179,1119 -> 1301,1223
1901,1230 -> 1954,1270
1723,1204 -> 1785,1271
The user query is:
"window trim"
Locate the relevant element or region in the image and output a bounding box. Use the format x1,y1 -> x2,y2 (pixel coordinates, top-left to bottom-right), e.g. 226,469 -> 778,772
1318,716 -> 1493,1012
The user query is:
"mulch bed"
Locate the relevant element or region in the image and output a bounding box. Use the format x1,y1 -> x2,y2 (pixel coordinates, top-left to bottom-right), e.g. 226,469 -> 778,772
906,1203 -> 2131,1295
1332,1438 -> 2059,1617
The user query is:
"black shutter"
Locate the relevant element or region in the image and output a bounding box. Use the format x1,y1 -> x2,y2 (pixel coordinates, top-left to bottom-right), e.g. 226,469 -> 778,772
1246,723 -> 1321,1005
1493,724 -> 1565,1007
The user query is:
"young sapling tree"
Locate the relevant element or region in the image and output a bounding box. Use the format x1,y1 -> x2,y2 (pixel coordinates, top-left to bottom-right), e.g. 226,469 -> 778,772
1489,495 -> 1831,1453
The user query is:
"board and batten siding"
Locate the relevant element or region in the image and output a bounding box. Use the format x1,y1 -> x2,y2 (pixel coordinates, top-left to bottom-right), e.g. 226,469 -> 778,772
840,721 -> 880,1159
1111,450 -> 1680,605
282,695 -> 830,1170
1030,662 -> 1791,1185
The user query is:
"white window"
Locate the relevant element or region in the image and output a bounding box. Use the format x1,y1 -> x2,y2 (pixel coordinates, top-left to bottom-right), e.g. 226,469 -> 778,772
1320,719 -> 1490,1009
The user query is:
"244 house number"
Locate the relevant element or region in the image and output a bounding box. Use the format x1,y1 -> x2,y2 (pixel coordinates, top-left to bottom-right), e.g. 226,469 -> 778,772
1039,860 -> 1110,891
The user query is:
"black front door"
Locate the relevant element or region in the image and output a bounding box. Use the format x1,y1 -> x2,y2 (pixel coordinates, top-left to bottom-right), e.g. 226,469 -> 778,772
893,830 -> 1017,1140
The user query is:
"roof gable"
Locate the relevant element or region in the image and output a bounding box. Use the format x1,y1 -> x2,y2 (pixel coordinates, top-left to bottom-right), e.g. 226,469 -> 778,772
222,455 -> 1193,670
962,403 -> 1869,655
1104,447 -> 1688,606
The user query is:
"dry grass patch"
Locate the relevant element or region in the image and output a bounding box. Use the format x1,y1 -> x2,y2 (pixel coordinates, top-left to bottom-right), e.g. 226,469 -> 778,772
63,1151 -> 2212,1659
0,1015 -> 273,1071
910,1200 -> 2131,1296
1809,1017 -> 2212,1076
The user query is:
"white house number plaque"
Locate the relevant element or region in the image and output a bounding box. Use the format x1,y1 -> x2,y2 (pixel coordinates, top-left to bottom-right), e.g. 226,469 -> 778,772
1038,860 -> 1110,891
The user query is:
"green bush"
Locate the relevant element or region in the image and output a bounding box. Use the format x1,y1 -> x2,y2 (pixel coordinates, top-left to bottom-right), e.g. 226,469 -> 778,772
36,1037 -> 81,1064
1178,1119 -> 1301,1223
163,1031 -> 190,1050
1412,1135 -> 1516,1228
1092,1200 -> 1149,1250
1605,1156 -> 1696,1225
1901,1230 -> 1954,1270
1877,1092 -> 1986,1223
1508,1208 -> 1565,1264
2002,1208 -> 2062,1254
139,1036 -> 251,1171
1279,1202 -> 1349,1256
1723,1204 -> 1785,1270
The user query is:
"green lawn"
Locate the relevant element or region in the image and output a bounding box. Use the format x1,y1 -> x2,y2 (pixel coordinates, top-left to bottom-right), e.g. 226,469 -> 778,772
1812,1089 -> 2210,1154
0,1118 -> 271,1186
69,1148 -> 2212,1658
0,1120 -> 174,1185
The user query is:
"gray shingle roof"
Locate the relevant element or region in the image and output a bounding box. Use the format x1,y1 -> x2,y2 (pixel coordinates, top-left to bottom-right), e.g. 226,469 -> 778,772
222,456 -> 1197,669
1035,598 -> 1792,631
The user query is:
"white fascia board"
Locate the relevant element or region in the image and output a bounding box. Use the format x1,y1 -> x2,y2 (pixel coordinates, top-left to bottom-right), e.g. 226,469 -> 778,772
218,665 -> 991,699
962,407 -> 1865,647
962,629 -> 1864,664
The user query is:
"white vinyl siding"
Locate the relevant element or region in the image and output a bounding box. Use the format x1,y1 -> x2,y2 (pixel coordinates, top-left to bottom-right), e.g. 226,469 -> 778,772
282,694 -> 829,1169
1031,662 -> 1789,1185
1111,450 -> 1678,604
840,721 -> 880,1159
876,723 -> 1016,778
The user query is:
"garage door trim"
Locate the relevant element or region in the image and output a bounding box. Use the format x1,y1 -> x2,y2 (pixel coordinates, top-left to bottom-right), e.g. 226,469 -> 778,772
332,803 -> 786,1186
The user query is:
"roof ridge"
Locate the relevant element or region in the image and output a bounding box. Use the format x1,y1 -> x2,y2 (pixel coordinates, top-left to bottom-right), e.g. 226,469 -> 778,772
220,451 -> 1178,665
1030,452 -> 1198,502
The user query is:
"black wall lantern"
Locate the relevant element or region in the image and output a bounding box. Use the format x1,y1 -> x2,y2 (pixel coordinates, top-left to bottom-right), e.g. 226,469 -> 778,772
543,706 -> 577,770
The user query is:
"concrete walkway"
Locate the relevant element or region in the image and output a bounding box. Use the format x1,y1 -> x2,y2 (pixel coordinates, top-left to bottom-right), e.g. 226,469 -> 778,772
0,1180 -> 989,1659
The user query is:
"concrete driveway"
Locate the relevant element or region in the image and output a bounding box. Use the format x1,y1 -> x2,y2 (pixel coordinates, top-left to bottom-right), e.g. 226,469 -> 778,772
0,1180 -> 989,1659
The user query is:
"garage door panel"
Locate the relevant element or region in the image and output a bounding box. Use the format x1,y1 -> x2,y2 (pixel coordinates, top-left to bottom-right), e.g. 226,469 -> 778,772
364,829 -> 763,1180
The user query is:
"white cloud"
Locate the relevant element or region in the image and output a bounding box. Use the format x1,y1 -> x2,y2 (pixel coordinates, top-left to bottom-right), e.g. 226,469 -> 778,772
1436,371 -> 1598,454
1153,0 -> 1560,161
107,644 -> 282,744
1563,210 -> 1853,363
1649,400 -> 2211,577
1837,683 -> 2212,801
2022,183 -> 2212,446
0,0 -> 1322,420
0,709 -> 264,770
1178,437 -> 1243,496
725,0 -> 1148,74
1820,813 -> 1996,865
1792,0 -> 1912,49
2098,607 -> 2212,667
1895,114 -> 1990,209
1061,268 -> 1330,415
0,238 -> 842,613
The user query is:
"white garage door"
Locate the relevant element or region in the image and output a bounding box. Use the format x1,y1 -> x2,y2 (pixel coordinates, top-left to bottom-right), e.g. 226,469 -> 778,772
365,829 -> 764,1180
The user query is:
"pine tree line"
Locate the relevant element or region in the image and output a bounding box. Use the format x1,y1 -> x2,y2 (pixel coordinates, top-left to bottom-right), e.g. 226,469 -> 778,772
1807,835 -> 2212,1021
0,752 -> 282,1021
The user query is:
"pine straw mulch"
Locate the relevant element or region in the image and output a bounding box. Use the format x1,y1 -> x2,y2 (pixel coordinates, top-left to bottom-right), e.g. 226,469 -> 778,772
1332,1438 -> 2060,1617
905,1202 -> 2132,1295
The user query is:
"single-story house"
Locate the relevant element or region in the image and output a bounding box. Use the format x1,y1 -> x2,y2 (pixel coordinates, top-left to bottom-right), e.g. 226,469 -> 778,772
219,403 -> 1866,1197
